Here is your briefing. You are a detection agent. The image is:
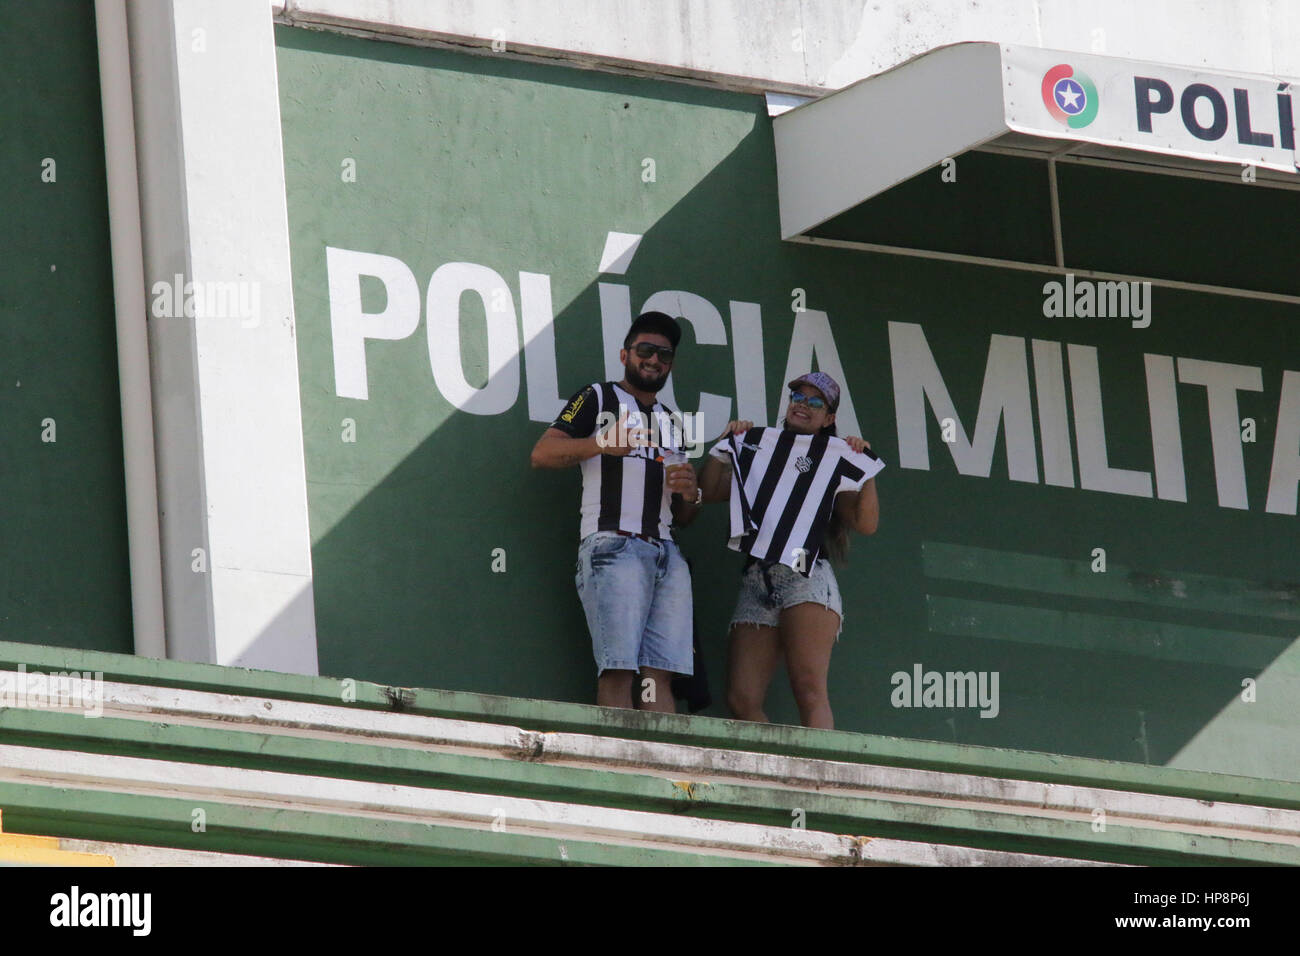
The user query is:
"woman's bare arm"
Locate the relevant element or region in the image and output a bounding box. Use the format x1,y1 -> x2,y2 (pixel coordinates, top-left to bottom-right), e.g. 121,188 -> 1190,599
835,478 -> 879,535
698,455 -> 732,502
698,419 -> 753,502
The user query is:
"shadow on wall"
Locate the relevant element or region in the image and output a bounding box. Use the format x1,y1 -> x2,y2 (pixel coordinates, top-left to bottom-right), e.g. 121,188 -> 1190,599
277,26 -> 1300,781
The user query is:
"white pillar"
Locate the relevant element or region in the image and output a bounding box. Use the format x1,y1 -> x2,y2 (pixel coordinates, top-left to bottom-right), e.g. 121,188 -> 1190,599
126,0 -> 318,673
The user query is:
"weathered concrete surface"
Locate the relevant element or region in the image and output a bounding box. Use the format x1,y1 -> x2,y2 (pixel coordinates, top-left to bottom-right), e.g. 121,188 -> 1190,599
4,674 -> 1299,864
274,0 -> 1300,94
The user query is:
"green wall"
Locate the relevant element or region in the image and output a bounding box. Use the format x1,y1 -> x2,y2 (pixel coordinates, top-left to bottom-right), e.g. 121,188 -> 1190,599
0,2 -> 133,653
277,26 -> 1300,780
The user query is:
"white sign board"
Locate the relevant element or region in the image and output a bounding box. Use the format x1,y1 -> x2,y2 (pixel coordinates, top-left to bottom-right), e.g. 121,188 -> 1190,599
1003,46 -> 1300,173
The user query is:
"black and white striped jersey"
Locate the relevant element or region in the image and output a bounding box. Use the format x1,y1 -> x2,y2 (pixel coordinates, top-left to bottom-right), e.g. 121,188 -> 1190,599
551,382 -> 685,540
709,427 -> 885,574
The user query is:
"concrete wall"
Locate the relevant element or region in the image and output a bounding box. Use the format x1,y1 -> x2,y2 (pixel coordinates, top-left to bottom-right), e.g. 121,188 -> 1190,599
274,0 -> 1300,95
40,0 -> 1290,696
277,27 -> 1300,780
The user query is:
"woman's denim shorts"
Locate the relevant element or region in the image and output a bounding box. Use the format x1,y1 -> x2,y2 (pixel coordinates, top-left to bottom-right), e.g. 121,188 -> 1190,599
729,557 -> 843,638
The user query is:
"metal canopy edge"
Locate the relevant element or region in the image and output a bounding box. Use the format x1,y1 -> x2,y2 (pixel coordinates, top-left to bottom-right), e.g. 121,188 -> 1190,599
775,41 -> 1300,240
774,42 -> 1007,240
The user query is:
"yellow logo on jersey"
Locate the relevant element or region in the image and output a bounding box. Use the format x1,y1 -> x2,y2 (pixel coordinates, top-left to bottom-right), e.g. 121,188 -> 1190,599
560,391 -> 586,423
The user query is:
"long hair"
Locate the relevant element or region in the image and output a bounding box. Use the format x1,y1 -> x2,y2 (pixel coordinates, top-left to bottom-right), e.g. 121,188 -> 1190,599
782,417 -> 850,564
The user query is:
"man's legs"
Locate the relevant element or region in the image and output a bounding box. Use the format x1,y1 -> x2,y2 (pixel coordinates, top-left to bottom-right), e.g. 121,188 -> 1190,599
576,533 -> 656,710
635,542 -> 693,714
597,669 -> 636,708
636,666 -> 677,713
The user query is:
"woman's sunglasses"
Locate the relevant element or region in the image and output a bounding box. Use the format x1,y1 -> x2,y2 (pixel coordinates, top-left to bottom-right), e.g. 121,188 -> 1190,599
631,342 -> 675,362
789,391 -> 827,410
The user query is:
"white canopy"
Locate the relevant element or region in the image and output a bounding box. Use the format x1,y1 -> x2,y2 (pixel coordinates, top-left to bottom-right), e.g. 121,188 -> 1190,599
774,42 -> 1300,240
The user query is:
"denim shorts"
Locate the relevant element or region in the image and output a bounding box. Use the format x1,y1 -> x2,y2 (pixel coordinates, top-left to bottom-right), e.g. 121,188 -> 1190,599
574,531 -> 694,676
730,558 -> 843,638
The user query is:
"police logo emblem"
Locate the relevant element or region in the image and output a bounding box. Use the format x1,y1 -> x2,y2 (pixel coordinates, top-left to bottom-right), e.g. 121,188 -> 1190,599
1041,64 -> 1098,129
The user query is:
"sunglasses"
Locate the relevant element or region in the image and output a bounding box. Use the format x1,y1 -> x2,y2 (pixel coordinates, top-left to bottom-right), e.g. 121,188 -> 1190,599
789,391 -> 828,410
631,342 -> 675,362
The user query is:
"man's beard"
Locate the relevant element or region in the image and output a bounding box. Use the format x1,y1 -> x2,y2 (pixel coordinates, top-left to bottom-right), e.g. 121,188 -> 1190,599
625,362 -> 668,392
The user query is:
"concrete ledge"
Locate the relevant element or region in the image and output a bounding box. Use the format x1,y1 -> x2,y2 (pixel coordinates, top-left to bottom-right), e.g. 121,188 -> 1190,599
0,750 -> 1106,867
58,838 -> 338,866
8,676 -> 1300,848
0,781 -> 767,867
3,641 -> 1297,812
4,696 -> 1299,863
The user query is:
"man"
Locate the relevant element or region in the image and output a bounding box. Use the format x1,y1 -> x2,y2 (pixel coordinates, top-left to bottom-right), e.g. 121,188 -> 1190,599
530,311 -> 700,712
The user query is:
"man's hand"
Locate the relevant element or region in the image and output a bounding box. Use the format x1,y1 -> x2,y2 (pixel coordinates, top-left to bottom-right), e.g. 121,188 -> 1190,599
843,435 -> 871,454
669,459 -> 701,527
666,461 -> 698,500
598,409 -> 651,457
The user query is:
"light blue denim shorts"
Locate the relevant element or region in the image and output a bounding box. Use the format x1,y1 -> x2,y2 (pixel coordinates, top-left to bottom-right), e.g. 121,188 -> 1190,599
730,558 -> 844,638
574,531 -> 694,676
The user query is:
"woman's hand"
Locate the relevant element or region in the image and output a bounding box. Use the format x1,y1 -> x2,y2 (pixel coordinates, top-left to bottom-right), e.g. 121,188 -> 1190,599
718,419 -> 754,441
844,435 -> 871,454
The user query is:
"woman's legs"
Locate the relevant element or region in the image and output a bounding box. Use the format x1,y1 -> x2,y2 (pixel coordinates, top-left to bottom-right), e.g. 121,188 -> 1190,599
779,602 -> 840,729
726,623 -> 782,722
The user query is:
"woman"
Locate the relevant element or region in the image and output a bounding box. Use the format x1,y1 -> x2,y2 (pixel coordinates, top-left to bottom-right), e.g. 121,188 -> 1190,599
698,372 -> 882,729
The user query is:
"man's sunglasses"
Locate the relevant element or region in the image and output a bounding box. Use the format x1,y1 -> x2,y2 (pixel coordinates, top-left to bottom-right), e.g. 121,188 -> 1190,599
789,391 -> 828,410
631,342 -> 675,362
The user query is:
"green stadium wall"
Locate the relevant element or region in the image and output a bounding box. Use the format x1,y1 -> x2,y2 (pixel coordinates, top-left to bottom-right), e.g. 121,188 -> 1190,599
275,26 -> 1300,780
0,2 -> 133,654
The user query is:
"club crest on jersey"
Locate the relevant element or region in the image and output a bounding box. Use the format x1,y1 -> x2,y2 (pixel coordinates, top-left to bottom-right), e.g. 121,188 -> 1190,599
794,455 -> 813,473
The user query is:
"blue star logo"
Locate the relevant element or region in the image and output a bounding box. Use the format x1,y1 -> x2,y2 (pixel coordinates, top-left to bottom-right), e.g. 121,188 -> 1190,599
1053,78 -> 1086,115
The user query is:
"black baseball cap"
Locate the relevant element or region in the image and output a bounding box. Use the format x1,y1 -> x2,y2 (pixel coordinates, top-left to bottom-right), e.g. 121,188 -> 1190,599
624,311 -> 682,349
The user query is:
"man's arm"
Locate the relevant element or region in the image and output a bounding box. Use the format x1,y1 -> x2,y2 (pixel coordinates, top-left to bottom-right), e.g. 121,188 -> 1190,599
531,397 -> 644,468
530,428 -> 603,469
